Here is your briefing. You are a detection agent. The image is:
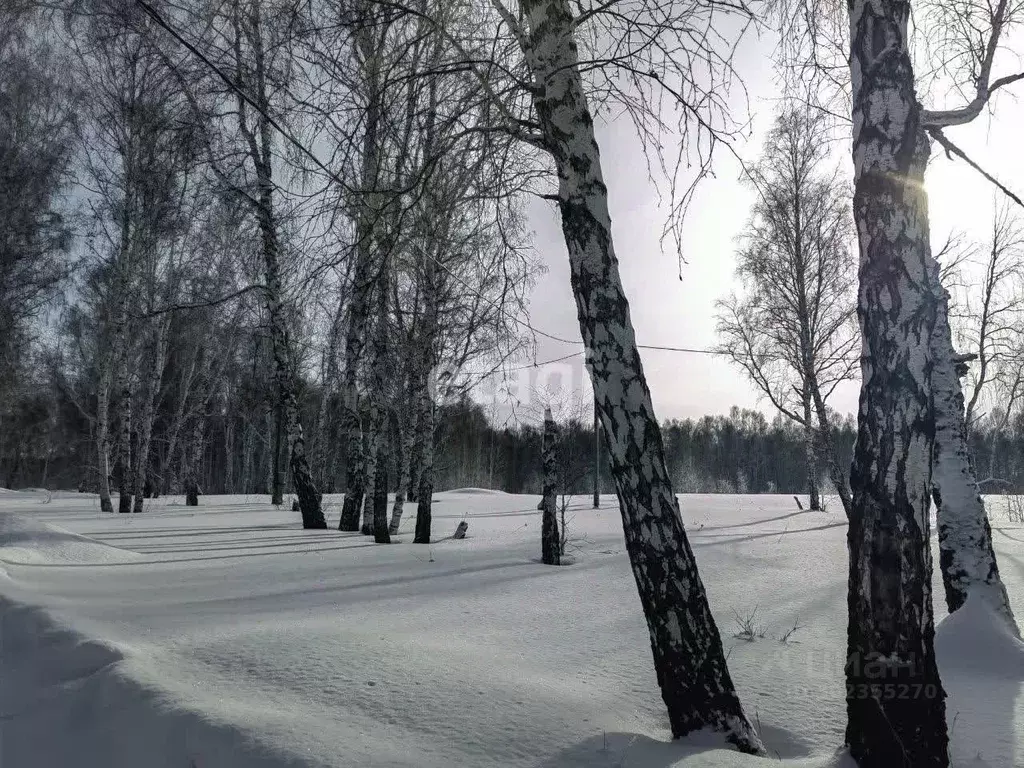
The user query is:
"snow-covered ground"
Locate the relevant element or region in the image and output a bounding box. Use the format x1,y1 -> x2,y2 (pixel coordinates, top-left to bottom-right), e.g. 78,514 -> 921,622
1,490 -> 1022,767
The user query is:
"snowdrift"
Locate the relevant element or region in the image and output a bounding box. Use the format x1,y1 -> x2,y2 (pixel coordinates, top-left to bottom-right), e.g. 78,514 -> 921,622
0,512 -> 142,565
0,595 -> 319,768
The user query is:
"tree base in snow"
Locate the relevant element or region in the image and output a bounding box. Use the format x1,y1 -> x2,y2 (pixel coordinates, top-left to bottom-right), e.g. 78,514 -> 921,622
338,494 -> 362,531
413,483 -> 432,543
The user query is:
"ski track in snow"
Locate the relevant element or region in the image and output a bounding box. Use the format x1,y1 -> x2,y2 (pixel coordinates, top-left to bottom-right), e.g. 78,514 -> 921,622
0,489 -> 1021,767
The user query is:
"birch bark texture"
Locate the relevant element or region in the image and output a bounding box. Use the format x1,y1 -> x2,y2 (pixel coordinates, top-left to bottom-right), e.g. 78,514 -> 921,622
519,0 -> 761,750
845,1 -> 947,763
541,407 -> 560,565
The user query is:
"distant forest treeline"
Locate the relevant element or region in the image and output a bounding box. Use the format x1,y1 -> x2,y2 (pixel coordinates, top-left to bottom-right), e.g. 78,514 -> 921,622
5,385 -> 1024,498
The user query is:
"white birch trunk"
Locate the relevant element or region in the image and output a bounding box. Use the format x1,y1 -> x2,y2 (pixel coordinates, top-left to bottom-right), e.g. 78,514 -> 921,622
95,360 -> 114,512
930,278 -> 1018,634
845,1 -> 948,763
114,329 -> 133,515
313,294 -> 345,491
237,0 -> 324,528
412,386 -> 434,544
541,407 -> 560,565
131,318 -> 168,513
519,0 -> 760,749
802,393 -> 820,511
156,350 -> 198,497
389,406 -> 413,534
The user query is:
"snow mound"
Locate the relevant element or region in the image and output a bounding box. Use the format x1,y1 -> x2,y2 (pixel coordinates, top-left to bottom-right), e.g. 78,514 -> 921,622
0,512 -> 142,565
935,593 -> 1024,678
440,487 -> 509,495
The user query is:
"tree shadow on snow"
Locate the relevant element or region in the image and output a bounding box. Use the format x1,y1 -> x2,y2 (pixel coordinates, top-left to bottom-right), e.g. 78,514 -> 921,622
85,522 -> 297,538
535,724 -> 812,768
692,521 -> 847,548
697,508 -> 818,532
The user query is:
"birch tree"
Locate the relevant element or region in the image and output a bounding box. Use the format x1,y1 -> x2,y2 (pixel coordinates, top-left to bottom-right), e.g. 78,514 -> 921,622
0,7 -> 73,381
296,0 -> 533,536
716,107 -> 857,513
777,0 -> 1024,761
386,0 -> 768,748
205,0 -> 326,528
69,1 -> 200,513
951,205 -> 1024,435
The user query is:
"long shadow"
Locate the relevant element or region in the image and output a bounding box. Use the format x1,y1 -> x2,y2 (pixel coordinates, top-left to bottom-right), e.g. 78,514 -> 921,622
145,559 -> 546,613
149,556 -> 614,617
534,725 -> 813,767
131,533 -> 359,555
698,508 -> 818,532
693,521 -> 847,548
86,523 -> 299,539
993,526 -> 1024,544
432,507 -> 541,520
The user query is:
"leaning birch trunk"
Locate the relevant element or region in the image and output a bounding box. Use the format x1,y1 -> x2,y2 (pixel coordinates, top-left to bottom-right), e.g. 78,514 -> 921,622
255,189 -> 324,527
930,279 -> 1018,634
339,25 -> 383,531
541,407 -> 560,565
519,0 -> 761,749
845,1 -> 948,763
95,361 -> 114,512
132,319 -> 169,513
239,3 -> 324,529
390,409 -> 412,534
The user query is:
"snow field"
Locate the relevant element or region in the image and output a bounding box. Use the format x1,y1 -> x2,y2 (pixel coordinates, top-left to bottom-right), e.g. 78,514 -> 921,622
1,490 -> 1022,767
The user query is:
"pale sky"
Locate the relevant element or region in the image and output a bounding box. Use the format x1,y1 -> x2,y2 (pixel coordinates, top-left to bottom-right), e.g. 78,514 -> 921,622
475,31 -> 1024,426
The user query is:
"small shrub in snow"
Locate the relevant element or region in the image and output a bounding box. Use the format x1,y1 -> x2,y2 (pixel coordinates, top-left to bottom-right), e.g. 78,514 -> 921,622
777,619 -> 804,644
732,606 -> 767,641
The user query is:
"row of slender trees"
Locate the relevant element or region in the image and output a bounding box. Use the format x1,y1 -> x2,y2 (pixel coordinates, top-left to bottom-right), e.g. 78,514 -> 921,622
4,0 -> 1024,762
2,0 -> 536,541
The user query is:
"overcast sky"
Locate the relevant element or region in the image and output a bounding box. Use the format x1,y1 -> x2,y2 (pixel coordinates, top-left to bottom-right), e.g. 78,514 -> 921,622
468,31 -> 1024,427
